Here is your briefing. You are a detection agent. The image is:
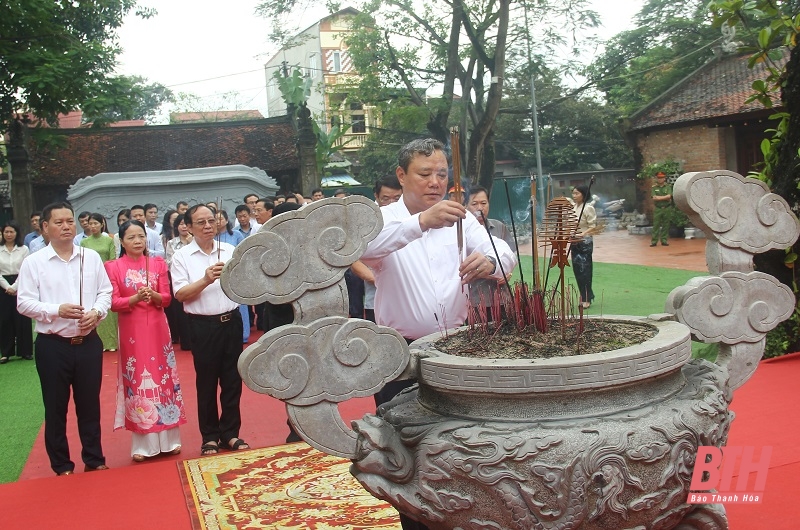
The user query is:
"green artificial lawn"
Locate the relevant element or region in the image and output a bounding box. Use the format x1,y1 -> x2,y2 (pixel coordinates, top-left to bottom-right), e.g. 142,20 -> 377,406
0,356 -> 43,484
0,259 -> 712,484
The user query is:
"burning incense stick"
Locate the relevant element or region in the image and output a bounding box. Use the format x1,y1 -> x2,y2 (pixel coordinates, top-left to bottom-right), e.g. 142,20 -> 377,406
79,246 -> 84,308
216,195 -> 223,261
450,127 -> 464,264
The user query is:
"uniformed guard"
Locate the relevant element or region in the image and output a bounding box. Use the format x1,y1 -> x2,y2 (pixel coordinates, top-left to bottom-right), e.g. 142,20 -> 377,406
651,171 -> 673,246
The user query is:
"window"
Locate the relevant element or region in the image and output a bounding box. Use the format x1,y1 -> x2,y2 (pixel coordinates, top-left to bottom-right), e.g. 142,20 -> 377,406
306,53 -> 317,77
332,51 -> 341,73
349,102 -> 365,133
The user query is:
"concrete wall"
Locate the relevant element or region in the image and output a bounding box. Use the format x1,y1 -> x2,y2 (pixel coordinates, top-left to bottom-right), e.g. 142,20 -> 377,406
67,165 -> 279,232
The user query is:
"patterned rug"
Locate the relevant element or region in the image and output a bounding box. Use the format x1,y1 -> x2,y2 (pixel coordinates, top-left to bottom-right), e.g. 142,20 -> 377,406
178,442 -> 402,529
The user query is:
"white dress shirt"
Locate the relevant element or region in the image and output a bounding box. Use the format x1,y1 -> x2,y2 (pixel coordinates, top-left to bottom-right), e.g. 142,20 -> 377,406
145,226 -> 165,258
360,196 -> 516,340
16,245 -> 112,337
147,221 -> 163,234
0,244 -> 30,291
170,239 -> 238,316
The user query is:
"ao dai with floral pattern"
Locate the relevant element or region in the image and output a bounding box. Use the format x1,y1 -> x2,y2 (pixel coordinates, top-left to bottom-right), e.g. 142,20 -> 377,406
105,254 -> 187,434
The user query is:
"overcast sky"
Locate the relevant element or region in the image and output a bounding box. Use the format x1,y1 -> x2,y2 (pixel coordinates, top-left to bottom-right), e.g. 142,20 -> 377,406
116,1 -> 643,121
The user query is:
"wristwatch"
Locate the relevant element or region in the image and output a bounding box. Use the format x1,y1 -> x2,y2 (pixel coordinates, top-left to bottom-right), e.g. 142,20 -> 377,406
486,256 -> 497,274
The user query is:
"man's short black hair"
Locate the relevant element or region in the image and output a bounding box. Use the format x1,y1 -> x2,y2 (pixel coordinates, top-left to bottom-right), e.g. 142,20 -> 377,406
130,204 -> 145,213
78,210 -> 91,219
244,193 -> 259,202
470,186 -> 489,198
41,202 -> 75,223
234,204 -> 250,215
144,203 -> 157,212
311,188 -> 323,195
176,200 -> 189,209
256,199 -> 274,211
374,175 -> 402,195
31,211 -> 42,219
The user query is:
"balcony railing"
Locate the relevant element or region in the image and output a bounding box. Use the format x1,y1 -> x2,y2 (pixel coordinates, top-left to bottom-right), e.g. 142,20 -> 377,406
334,133 -> 369,150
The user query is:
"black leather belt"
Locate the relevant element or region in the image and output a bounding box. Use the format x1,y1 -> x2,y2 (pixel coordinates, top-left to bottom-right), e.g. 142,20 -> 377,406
42,330 -> 98,345
188,310 -> 238,323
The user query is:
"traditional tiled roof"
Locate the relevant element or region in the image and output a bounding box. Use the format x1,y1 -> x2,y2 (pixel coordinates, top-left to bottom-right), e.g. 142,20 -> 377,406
628,49 -> 788,132
29,117 -> 298,186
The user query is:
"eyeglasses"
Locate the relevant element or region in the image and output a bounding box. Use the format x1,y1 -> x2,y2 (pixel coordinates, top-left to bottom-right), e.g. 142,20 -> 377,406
191,219 -> 217,226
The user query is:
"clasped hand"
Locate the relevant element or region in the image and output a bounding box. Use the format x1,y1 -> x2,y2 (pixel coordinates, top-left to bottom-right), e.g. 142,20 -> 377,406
137,286 -> 154,304
58,303 -> 100,332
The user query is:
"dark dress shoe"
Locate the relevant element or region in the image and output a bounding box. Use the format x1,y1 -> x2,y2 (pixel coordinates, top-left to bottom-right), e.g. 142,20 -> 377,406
84,464 -> 109,472
57,470 -> 74,476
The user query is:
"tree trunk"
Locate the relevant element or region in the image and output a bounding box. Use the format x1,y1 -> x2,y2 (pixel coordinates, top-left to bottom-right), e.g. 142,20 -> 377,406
7,118 -> 35,222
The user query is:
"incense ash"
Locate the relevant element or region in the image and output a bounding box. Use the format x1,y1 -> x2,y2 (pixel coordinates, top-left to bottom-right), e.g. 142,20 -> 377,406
435,319 -> 657,359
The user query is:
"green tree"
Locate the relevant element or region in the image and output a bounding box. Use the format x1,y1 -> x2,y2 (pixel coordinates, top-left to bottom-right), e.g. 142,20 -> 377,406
709,0 -> 800,356
0,0 -> 155,132
589,0 -> 723,115
257,0 -> 599,192
83,75 -> 174,125
495,64 -> 633,173
1,0 -> 155,219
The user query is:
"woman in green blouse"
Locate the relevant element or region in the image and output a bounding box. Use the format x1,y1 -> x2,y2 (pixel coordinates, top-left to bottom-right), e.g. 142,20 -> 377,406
80,213 -> 119,351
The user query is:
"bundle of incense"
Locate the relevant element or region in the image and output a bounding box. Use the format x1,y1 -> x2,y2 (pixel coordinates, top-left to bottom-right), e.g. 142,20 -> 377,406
450,127 -> 464,264
216,195 -> 223,260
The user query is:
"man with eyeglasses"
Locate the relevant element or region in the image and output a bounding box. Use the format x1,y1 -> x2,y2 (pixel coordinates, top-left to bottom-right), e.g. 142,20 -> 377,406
171,204 -> 249,456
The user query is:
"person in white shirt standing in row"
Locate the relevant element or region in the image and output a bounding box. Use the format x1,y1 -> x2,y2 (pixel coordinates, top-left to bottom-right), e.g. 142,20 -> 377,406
171,204 -> 249,456
17,202 -> 113,475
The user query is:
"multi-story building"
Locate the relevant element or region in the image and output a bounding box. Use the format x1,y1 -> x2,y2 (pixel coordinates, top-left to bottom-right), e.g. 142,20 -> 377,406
264,7 -> 378,151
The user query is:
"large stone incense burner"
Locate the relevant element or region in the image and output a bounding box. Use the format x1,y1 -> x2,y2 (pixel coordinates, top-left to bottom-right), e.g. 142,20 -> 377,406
221,171 -> 799,530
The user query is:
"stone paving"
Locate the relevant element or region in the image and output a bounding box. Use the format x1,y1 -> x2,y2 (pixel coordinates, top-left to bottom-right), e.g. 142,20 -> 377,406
518,228 -> 708,272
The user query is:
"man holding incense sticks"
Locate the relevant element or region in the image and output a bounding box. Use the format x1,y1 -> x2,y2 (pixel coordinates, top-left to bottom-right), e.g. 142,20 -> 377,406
361,138 -> 517,529
171,204 -> 248,456
17,202 -> 112,476
361,138 -> 516,396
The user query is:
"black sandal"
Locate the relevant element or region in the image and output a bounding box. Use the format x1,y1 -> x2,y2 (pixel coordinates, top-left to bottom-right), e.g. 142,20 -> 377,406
200,442 -> 219,455
222,438 -> 250,451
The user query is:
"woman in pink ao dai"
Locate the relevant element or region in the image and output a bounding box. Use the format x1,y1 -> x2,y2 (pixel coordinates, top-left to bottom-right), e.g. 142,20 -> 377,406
105,220 -> 187,462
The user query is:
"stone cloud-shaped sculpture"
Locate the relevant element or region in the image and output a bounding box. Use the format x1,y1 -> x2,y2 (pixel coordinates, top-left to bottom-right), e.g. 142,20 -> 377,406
667,170 -> 800,389
221,196 -> 411,458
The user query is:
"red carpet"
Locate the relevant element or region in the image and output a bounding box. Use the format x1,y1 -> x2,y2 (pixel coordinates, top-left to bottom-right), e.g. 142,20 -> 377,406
0,344 -> 797,529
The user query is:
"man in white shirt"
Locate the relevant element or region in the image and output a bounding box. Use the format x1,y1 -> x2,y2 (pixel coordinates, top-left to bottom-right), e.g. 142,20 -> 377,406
361,138 -> 516,393
144,203 -> 162,233
17,202 -> 113,476
171,204 -> 249,456
130,204 -> 165,258
359,138 -> 516,530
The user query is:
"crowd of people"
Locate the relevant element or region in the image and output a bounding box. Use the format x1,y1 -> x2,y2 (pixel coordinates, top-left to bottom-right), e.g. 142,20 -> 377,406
1,138 -> 523,522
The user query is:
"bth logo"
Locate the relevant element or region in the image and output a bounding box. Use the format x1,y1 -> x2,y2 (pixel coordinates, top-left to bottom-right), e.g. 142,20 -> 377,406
687,446 -> 771,504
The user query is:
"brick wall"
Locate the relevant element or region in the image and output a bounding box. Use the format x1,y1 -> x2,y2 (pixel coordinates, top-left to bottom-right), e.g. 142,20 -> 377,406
636,125 -> 728,172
